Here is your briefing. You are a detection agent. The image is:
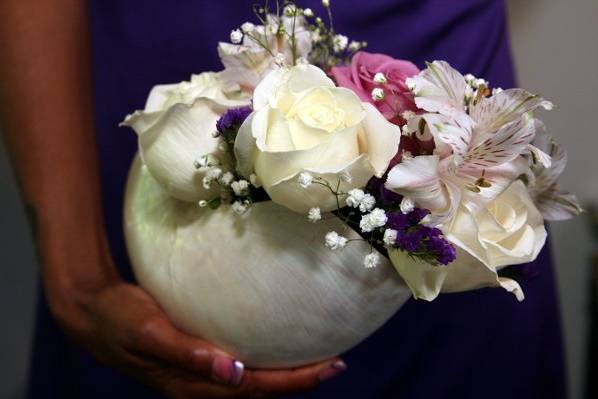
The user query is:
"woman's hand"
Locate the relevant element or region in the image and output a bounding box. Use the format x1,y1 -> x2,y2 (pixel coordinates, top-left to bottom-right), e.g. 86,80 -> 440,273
1,1 -> 344,396
52,279 -> 345,398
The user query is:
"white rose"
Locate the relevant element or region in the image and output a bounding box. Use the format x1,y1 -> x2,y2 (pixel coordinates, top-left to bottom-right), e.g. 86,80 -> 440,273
121,72 -> 250,202
389,180 -> 547,301
218,14 -> 312,90
234,64 -> 401,213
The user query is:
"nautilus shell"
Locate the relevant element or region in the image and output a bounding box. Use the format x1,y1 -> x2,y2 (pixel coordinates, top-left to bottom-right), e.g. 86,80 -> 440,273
124,156 -> 412,368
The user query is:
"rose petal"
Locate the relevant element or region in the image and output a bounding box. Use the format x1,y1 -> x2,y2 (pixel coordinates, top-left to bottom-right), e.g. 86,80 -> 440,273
122,98 -> 228,202
267,155 -> 375,213
360,103 -> 401,177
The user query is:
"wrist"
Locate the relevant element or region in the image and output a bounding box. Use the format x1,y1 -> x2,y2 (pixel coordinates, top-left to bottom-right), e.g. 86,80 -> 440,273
35,209 -> 121,329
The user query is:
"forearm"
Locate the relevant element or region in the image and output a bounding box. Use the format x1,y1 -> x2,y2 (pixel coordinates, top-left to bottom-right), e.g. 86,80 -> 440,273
0,0 -> 119,317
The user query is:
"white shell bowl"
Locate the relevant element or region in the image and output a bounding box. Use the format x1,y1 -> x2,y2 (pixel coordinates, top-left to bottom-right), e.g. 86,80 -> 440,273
124,156 -> 412,368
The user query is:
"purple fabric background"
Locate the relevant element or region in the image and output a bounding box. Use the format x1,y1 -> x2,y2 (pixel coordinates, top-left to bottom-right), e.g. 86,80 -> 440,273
27,1 -> 567,398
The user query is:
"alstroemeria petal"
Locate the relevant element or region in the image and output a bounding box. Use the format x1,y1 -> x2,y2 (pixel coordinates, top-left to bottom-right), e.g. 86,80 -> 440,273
406,61 -> 467,117
460,114 -> 536,173
422,113 -> 473,163
535,186 -> 583,221
470,88 -> 552,135
527,135 -> 583,220
386,155 -> 449,212
527,144 -> 552,168
455,156 -> 529,214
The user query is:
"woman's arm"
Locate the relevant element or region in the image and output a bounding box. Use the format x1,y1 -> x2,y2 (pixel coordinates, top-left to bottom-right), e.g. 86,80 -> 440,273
0,1 -> 343,397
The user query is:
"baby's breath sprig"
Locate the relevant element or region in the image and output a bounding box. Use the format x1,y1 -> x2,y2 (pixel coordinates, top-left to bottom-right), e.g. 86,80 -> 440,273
304,1 -> 367,70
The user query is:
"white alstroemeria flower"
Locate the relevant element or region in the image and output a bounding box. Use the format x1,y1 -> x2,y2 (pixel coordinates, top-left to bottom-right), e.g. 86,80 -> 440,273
234,65 -> 401,213
388,61 -> 554,225
121,72 -> 249,202
308,207 -> 322,223
218,14 -> 312,90
386,112 -> 534,220
526,132 -> 582,220
390,181 -> 546,301
325,231 -> 347,250
406,61 -> 553,128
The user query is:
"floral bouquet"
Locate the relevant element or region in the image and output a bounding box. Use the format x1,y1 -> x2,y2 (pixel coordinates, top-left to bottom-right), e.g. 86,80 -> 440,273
121,1 -> 581,368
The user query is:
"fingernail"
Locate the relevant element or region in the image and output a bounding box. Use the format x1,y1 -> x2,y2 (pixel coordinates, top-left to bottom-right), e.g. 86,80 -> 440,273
318,360 -> 347,382
211,356 -> 245,386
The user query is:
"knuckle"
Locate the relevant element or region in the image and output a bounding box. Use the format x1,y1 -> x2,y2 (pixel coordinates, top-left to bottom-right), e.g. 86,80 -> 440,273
135,316 -> 162,347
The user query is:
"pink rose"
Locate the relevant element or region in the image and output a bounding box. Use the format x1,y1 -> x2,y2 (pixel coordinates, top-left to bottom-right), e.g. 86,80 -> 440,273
330,51 -> 419,124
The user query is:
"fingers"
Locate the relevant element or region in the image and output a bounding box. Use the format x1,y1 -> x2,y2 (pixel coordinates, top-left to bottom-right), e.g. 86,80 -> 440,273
162,358 -> 347,399
241,358 -> 347,395
132,315 -> 244,386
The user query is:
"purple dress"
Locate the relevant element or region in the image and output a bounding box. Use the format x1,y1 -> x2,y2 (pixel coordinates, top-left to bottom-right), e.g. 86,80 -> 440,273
27,1 -> 567,398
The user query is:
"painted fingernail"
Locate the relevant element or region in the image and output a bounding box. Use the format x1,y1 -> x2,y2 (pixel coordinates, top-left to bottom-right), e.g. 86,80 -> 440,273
318,360 -> 347,381
211,356 -> 245,386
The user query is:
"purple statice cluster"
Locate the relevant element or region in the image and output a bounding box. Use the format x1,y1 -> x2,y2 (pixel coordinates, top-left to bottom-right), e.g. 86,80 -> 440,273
366,177 -> 456,266
385,210 -> 456,265
215,106 -> 253,136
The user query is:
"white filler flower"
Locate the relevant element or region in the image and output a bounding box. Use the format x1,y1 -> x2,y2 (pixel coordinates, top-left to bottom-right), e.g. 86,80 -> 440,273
359,194 -> 376,213
383,229 -> 398,247
218,171 -> 234,186
232,200 -> 249,215
231,180 -> 250,196
371,88 -> 385,102
333,34 -> 348,52
308,207 -> 322,223
298,172 -> 314,188
230,29 -> 243,44
325,231 -> 348,250
400,197 -> 415,214
359,208 -> 387,233
364,253 -> 380,268
346,189 -> 365,208
373,72 -> 387,84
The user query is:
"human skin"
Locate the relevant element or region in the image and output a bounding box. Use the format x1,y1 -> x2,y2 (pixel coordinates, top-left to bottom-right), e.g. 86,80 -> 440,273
0,1 -> 345,397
